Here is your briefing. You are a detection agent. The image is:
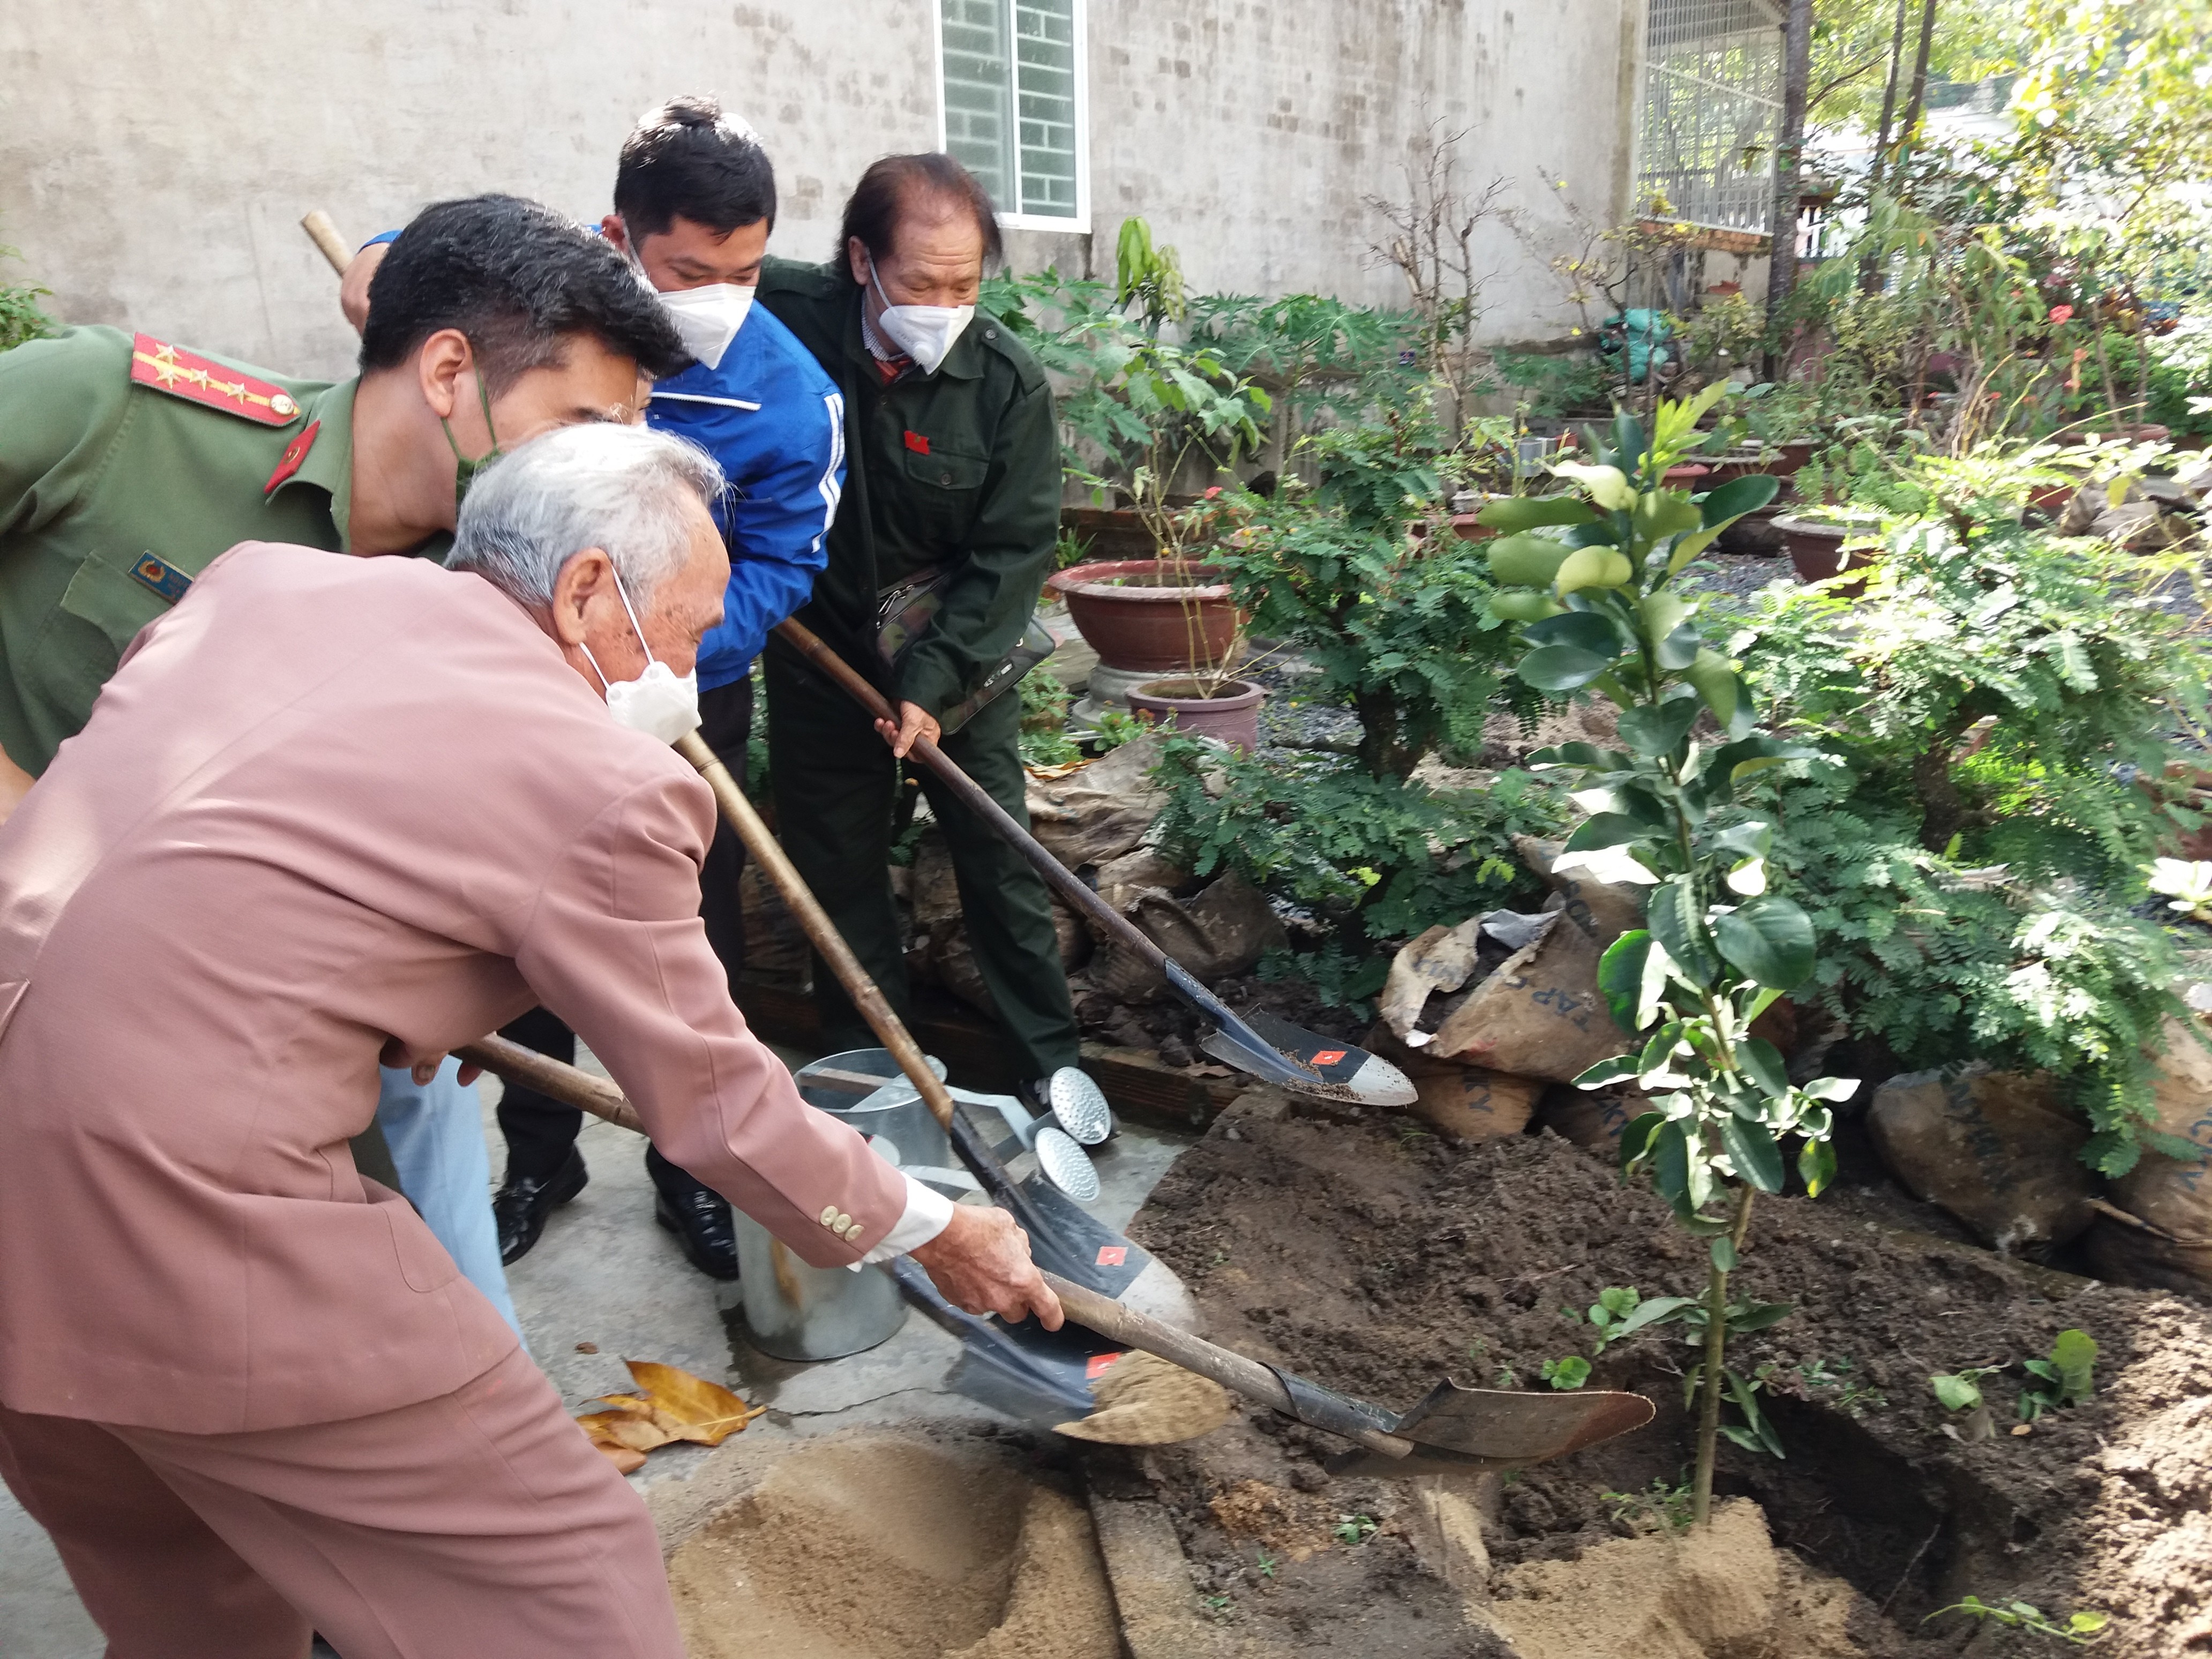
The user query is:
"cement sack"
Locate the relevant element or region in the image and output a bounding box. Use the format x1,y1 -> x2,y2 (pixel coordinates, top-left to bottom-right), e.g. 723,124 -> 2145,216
1026,735 -> 1170,870
1089,872 -> 1286,1004
2086,1016 -> 2212,1294
1866,1066 -> 2095,1251
1514,834 -> 1646,947
738,862 -> 809,990
1539,1085 -> 1645,1153
1093,847 -> 1194,913
926,906 -> 1093,1018
1426,911 -> 1634,1084
1363,1025 -> 1537,1143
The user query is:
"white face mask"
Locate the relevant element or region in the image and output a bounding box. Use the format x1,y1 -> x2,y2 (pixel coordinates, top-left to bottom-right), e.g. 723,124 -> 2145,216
578,570 -> 702,745
657,281 -> 754,371
869,260 -> 974,375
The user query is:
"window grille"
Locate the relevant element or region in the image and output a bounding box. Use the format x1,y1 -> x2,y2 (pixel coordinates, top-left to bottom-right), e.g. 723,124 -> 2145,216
939,0 -> 1085,225
1637,0 -> 1783,234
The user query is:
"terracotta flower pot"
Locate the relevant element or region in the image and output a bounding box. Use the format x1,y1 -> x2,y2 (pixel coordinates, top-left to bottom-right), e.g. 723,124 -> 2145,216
2027,482 -> 2076,518
1044,559 -> 1241,674
1663,463 -> 1711,489
1127,677 -> 1266,754
1775,513 -> 1881,596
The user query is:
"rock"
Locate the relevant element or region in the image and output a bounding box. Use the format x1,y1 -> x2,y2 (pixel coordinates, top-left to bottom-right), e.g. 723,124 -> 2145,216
1026,735 -> 1170,869
1427,911 -> 1635,1084
2087,1015 -> 2212,1294
1866,1066 -> 2096,1251
1514,834 -> 1646,947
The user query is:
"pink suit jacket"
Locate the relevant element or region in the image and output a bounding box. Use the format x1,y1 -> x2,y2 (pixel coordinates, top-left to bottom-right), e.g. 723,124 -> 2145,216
0,542 -> 906,1432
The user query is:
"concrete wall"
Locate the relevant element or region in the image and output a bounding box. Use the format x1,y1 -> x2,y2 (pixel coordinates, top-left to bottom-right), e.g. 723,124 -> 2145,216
0,1 -> 1639,382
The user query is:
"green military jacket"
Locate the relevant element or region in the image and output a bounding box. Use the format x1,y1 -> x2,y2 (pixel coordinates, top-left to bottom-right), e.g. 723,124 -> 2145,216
756,258 -> 1060,717
0,326 -> 440,774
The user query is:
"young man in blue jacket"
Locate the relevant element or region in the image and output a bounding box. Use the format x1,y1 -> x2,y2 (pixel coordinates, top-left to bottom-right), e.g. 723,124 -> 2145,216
346,98 -> 843,1279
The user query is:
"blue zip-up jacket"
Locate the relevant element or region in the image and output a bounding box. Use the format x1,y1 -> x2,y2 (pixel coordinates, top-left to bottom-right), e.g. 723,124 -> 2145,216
648,308 -> 845,691
361,230 -> 842,692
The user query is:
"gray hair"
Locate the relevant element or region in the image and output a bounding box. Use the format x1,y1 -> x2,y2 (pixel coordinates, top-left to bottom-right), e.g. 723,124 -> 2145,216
447,423 -> 724,608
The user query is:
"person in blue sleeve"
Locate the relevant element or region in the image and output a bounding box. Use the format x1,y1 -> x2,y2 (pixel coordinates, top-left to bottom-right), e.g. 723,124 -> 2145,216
343,97 -> 843,1280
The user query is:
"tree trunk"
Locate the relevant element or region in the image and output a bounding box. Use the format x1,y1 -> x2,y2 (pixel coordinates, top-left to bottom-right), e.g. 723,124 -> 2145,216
1912,738 -> 1969,852
1763,0 -> 1815,381
1896,0 -> 1940,171
1857,0 -> 1916,294
1353,686 -> 1419,781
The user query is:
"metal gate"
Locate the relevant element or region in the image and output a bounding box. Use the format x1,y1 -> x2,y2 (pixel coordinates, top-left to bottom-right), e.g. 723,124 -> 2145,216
1637,0 -> 1784,234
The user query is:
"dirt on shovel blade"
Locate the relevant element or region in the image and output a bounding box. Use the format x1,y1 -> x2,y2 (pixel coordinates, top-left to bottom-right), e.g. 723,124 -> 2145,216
1055,1350 -> 1232,1445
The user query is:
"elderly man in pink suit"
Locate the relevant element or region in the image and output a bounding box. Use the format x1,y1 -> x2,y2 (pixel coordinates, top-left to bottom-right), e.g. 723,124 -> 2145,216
0,421 -> 1059,1659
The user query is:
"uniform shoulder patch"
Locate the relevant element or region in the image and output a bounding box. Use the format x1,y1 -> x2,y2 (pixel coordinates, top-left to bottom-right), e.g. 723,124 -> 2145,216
974,314 -> 1048,394
130,334 -> 304,427
264,420 -> 323,494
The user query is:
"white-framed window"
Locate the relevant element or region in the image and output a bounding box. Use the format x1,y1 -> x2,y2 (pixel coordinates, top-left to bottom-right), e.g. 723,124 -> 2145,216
1636,0 -> 1783,234
936,0 -> 1089,230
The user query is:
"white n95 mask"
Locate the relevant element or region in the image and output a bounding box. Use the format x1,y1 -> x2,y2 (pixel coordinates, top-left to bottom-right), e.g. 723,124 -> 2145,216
657,282 -> 754,371
869,261 -> 973,375
579,570 -> 703,745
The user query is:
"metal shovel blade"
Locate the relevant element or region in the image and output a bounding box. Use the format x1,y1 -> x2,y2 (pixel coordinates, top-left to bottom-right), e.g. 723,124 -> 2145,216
1328,1378 -> 1658,1479
1199,1007 -> 1418,1109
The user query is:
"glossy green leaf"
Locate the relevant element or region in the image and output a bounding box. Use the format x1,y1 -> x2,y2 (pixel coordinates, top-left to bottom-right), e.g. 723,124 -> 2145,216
2052,1328 -> 2098,1404
1649,876 -> 1722,987
1605,1293 -> 1696,1339
1562,812 -> 1650,853
1683,649 -> 1741,730
1476,494 -> 1596,530
1518,643 -> 1615,691
1635,490 -> 1704,541
1617,699 -> 1702,758
1525,610 -> 1625,654
1598,932 -> 1653,1029
1710,1235 -> 1738,1272
1698,473 -> 1781,527
1653,1118 -> 1690,1206
1714,895 -> 1815,990
1575,1055 -> 1640,1089
1619,1110 -> 1666,1170
1737,1036 -> 1790,1099
1611,413 -> 1647,475
1667,524 -> 1724,574
1727,1301 -> 1793,1333
1487,533 -> 1574,588
1799,1076 -> 1860,1102
1721,1116 -> 1786,1193
1639,591 -> 1692,644
1797,1137 -> 1837,1198
1655,621 -> 1705,670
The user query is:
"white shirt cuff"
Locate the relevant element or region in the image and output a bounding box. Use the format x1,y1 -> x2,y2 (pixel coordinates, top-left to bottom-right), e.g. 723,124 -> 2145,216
858,1174 -> 956,1264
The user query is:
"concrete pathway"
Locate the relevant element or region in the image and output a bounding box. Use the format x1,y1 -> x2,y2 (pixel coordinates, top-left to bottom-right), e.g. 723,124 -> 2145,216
0,1048 -> 1192,1656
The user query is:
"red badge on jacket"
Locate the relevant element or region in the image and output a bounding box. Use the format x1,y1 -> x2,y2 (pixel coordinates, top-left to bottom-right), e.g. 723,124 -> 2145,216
903,429 -> 931,455
263,421 -> 322,495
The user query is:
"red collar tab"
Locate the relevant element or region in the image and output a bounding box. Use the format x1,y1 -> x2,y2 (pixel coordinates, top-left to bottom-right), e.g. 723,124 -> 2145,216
131,333 -> 304,427
902,429 -> 931,455
263,420 -> 323,495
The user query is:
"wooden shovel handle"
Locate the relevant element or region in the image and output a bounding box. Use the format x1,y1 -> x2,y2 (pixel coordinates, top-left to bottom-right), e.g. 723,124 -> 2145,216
771,619 -> 1173,976
301,210 -> 353,275
453,1033 -> 642,1134
671,728 -> 966,1138
1040,1271 -> 1415,1460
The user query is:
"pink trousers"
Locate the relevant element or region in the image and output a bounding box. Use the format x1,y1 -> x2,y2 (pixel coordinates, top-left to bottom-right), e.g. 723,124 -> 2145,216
0,1346 -> 683,1659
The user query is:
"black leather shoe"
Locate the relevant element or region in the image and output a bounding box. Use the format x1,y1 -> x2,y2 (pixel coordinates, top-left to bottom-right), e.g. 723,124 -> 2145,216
654,1186 -> 741,1280
492,1149 -> 587,1265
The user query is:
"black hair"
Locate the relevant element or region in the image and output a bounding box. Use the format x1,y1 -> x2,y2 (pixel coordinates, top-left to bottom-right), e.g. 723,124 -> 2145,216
613,95 -> 779,241
358,194 -> 689,389
837,153 -> 1004,282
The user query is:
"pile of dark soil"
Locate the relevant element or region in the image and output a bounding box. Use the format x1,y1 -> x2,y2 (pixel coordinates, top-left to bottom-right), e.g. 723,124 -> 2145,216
1124,1098 -> 2212,1656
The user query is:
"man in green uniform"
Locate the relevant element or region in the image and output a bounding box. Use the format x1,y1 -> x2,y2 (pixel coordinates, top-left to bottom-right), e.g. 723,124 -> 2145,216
0,193 -> 684,810
756,153 -> 1079,1102
0,192 -> 687,1311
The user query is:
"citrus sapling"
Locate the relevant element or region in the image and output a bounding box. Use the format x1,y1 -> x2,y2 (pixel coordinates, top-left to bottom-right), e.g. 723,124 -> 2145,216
2019,1328 -> 2098,1422
1479,386 -> 1859,1524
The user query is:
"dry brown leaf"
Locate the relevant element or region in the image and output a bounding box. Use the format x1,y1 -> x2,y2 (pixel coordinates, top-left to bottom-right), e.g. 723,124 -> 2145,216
623,1359 -> 769,1446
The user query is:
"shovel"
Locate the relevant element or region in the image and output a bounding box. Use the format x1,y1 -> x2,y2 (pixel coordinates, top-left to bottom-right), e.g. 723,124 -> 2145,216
771,619 -> 1418,1110
454,1035 -> 1653,1473
664,728 -> 1156,1302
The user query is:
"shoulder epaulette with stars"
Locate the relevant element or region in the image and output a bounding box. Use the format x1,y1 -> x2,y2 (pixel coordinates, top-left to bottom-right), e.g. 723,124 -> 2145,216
129,333 -> 303,427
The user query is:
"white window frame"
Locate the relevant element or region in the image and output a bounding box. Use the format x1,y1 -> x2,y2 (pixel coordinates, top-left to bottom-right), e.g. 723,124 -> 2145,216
932,0 -> 1092,233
